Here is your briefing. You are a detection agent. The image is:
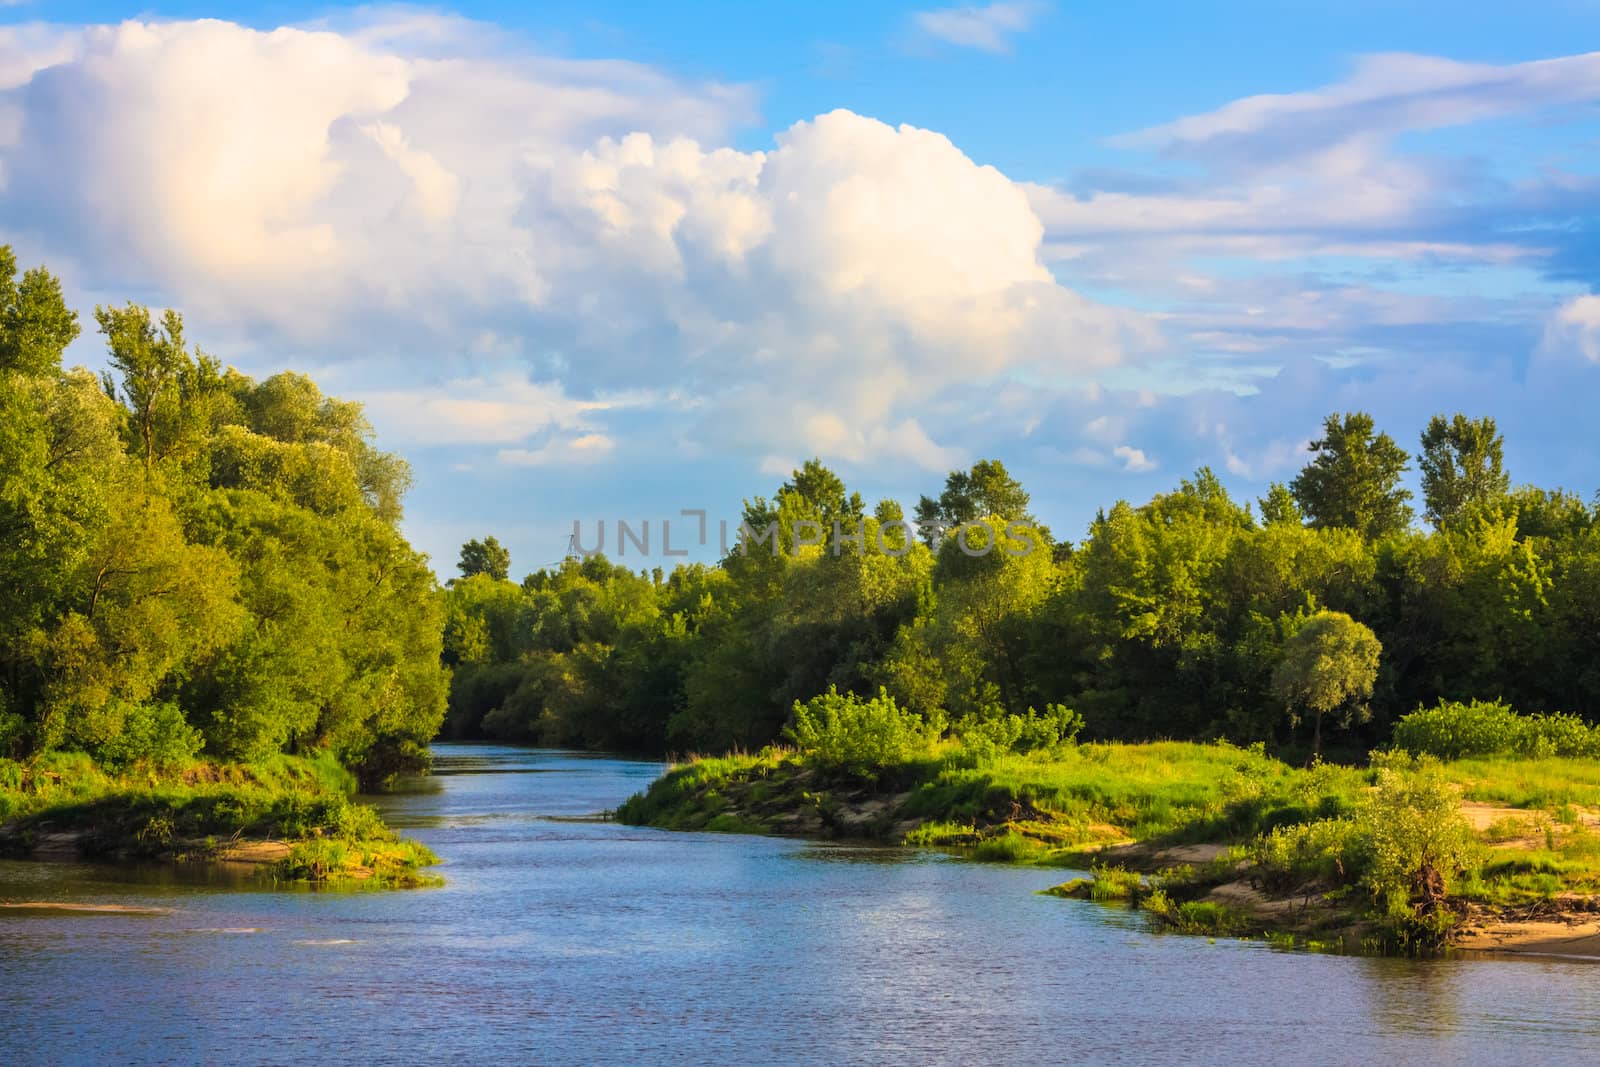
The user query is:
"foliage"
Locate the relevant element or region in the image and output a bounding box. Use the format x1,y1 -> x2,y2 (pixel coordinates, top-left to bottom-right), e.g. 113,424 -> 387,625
1290,411 -> 1414,539
1271,611 -> 1381,753
1419,414 -> 1508,529
784,687 -> 944,774
458,536 -> 512,582
443,408 -> 1600,761
0,750 -> 434,885
0,247 -> 444,786
1359,755 -> 1476,916
954,704 -> 1083,760
1392,699 -> 1600,760
1250,817 -> 1369,893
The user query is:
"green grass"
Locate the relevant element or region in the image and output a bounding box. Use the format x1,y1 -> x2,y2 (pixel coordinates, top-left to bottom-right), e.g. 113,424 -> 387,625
1450,757 -> 1600,808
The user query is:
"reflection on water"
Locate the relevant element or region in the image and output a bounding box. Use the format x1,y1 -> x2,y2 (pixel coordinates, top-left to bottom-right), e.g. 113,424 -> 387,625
3,744 -> 1599,1065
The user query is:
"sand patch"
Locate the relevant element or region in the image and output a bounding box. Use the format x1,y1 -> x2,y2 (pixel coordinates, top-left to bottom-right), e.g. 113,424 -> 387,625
0,901 -> 169,915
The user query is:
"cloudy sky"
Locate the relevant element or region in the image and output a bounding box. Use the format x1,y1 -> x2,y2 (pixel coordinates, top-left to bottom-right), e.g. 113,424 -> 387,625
3,3 -> 1598,574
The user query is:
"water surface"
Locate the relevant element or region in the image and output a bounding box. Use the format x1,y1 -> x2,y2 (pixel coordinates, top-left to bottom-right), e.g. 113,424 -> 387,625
3,745 -> 1598,1065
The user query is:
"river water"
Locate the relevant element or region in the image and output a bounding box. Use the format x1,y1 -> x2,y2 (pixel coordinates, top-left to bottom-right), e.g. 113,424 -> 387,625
2,745 -> 1598,1065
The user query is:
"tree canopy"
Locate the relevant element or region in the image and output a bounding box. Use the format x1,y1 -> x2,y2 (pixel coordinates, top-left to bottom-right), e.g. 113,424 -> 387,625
1291,412 -> 1414,539
0,248 -> 445,785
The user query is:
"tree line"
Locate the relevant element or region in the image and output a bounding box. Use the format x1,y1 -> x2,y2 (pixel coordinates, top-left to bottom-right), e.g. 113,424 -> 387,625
0,249 -> 445,785
443,413 -> 1599,759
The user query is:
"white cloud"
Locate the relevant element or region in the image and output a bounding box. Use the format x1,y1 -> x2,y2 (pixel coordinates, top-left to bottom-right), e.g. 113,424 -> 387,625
1543,295 -> 1600,364
1113,444 -> 1156,472
912,2 -> 1046,54
1120,51 -> 1600,160
359,372 -> 649,446
0,19 -> 1149,473
497,433 -> 616,467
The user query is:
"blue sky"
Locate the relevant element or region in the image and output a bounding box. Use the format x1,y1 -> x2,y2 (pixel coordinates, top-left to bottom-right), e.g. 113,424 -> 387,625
2,2 -> 1598,575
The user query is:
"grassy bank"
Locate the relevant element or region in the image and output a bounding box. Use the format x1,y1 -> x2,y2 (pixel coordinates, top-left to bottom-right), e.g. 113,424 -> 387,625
0,751 -> 438,888
616,739 -> 1600,955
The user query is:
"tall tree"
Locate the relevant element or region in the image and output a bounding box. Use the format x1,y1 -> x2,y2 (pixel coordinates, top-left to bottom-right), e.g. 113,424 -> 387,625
916,459 -> 1032,545
1418,414 -> 1508,529
459,536 -> 511,582
1290,412 -> 1413,539
96,304 -> 192,471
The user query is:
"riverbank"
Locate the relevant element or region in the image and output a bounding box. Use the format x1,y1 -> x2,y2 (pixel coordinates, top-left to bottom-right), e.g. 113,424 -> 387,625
0,751 -> 439,888
615,742 -> 1600,957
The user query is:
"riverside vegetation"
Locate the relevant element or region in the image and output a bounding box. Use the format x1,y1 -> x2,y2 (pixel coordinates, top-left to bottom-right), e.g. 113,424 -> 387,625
9,240 -> 1600,937
617,694 -> 1600,954
0,248 -> 443,886
441,363 -> 1600,950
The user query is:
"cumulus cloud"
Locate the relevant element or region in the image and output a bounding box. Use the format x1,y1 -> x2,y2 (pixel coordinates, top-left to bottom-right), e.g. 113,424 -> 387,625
1543,295 -> 1600,364
1112,444 -> 1155,472
0,17 -> 1149,473
912,2 -> 1047,54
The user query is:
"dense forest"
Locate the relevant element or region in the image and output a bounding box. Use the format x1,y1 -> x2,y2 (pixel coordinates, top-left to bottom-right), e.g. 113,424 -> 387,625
0,248 -> 445,788
444,418 -> 1600,760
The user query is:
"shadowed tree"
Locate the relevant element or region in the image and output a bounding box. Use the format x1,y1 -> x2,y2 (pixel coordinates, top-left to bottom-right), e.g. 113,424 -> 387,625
459,536 -> 511,582
916,459 -> 1032,546
1290,412 -> 1413,540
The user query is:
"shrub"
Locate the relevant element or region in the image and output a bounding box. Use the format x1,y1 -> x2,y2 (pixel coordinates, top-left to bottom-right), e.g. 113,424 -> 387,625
956,703 -> 1084,760
1392,699 -> 1600,760
1087,864 -> 1143,901
1360,755 -> 1475,915
785,687 -> 943,775
1250,817 -> 1369,893
94,701 -> 203,771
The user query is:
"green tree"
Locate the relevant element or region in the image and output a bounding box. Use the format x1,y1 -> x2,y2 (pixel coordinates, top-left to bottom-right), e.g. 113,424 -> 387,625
96,304 -> 192,471
1290,412 -> 1413,539
1258,482 -> 1303,527
459,536 -> 511,582
1272,610 -> 1381,756
916,459 -> 1032,545
0,248 -> 79,377
1419,414 -> 1508,529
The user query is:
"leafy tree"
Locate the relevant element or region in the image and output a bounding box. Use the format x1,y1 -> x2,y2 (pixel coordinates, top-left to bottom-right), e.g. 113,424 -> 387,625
916,459 -> 1031,545
459,536 -> 511,582
0,248 -> 79,377
1419,414 -> 1508,529
1291,412 -> 1413,539
1258,482 -> 1302,527
96,304 -> 192,471
1272,611 -> 1381,756
0,248 -> 445,782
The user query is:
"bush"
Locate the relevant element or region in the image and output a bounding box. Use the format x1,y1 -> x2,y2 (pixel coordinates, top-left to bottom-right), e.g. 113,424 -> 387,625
785,687 -> 943,775
1393,699 -> 1600,760
1360,754 -> 1475,915
94,701 -> 203,771
1250,817 -> 1369,893
956,704 -> 1084,760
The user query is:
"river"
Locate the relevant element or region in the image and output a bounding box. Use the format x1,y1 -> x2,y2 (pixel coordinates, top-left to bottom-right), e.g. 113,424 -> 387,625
2,744 -> 1598,1065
